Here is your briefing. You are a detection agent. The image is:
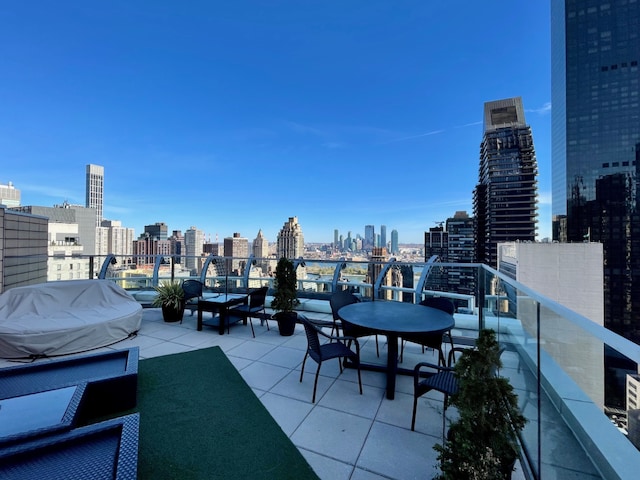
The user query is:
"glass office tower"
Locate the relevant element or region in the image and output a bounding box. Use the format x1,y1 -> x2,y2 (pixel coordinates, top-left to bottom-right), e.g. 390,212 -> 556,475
552,0 -> 640,343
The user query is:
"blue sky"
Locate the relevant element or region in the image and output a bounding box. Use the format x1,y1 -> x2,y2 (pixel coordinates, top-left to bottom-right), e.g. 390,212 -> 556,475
0,1 -> 552,244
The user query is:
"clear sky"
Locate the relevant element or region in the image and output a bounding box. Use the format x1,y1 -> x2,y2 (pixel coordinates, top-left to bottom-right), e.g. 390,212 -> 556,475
0,1 -> 552,244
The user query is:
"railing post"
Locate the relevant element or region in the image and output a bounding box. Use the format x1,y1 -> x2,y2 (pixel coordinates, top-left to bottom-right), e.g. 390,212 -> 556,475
478,265 -> 485,330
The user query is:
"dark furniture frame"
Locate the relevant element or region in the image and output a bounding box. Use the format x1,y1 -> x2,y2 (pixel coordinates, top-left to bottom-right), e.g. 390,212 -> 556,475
0,413 -> 139,480
0,347 -> 139,422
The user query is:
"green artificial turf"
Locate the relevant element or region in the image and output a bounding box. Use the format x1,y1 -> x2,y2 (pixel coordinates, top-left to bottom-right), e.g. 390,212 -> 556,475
134,347 -> 319,480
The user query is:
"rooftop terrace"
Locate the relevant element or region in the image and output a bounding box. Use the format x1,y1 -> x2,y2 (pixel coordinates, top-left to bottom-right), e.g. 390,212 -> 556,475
1,253 -> 640,479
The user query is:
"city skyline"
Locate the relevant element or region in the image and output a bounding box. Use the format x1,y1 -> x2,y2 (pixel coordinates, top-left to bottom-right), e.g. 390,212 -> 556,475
0,2 -> 552,243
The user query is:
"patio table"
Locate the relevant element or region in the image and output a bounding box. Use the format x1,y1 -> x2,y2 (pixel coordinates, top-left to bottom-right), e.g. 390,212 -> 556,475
338,301 -> 454,399
197,294 -> 248,334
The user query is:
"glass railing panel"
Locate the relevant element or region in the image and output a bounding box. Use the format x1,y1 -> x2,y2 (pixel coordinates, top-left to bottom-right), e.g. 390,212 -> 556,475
295,259 -> 339,296
336,260 -> 371,299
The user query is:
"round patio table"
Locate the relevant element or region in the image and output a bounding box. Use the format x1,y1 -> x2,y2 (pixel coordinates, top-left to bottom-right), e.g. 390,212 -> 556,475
338,301 -> 454,399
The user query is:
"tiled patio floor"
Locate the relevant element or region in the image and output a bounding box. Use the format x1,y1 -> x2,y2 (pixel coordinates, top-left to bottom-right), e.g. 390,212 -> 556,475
0,308 -> 527,480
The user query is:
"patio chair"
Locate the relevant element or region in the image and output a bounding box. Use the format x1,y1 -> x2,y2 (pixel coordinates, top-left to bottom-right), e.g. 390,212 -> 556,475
330,290 -> 379,357
411,347 -> 467,437
228,286 -> 269,338
182,279 -> 204,321
299,316 -> 363,403
400,297 -> 455,365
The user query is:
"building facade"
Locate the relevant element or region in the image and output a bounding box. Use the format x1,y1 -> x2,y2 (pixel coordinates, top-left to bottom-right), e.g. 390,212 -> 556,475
0,206 -> 48,292
552,0 -> 640,343
0,182 -> 20,208
224,232 -> 249,274
85,164 -> 104,227
473,97 -> 538,268
276,217 -> 304,259
97,220 -> 135,258
184,226 -> 204,271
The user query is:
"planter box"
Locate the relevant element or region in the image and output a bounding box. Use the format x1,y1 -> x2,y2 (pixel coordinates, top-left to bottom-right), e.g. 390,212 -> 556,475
0,347 -> 138,422
0,413 -> 139,480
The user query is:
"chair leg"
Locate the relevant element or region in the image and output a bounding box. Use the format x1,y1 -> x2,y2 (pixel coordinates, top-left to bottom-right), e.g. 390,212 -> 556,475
411,395 -> 419,431
312,363 -> 322,403
248,316 -> 255,338
375,335 -> 379,357
300,353 -> 308,383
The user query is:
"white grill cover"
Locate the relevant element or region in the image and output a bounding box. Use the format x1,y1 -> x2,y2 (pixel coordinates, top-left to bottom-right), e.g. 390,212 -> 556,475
0,280 -> 142,359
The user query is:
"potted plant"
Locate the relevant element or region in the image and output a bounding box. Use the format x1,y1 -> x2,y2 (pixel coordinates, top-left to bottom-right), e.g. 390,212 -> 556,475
270,257 -> 300,336
434,328 -> 527,479
152,281 -> 185,322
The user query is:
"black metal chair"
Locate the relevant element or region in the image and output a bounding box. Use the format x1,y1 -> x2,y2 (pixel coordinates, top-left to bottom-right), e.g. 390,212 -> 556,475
411,347 -> 466,436
182,279 -> 205,322
299,316 -> 363,403
228,286 -> 269,337
329,290 -> 379,357
400,297 -> 456,365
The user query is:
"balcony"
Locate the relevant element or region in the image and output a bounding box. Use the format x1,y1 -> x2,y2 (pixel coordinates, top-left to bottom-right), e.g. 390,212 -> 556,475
1,253 -> 639,479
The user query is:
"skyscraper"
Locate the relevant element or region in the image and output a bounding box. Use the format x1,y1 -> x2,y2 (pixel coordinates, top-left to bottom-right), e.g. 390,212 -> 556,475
276,217 -> 304,259
473,97 -> 538,268
364,225 -> 375,249
390,229 -> 399,254
85,164 -> 104,227
552,1 -> 640,343
380,225 -> 387,249
185,226 -> 205,271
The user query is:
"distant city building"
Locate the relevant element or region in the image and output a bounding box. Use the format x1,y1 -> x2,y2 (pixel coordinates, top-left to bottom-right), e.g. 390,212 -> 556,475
224,232 -> 249,274
368,247 -> 393,300
144,222 -> 168,241
96,220 -> 134,259
12,203 -> 98,256
473,97 -> 538,268
277,217 -> 304,259
424,225 -> 448,292
168,230 -> 184,264
85,164 -> 104,227
0,182 -> 20,208
552,1 -> 640,344
627,374 -> 640,449
333,229 -> 339,249
252,229 -> 270,273
390,229 -> 399,254
364,225 -> 375,249
0,206 -> 48,292
380,225 -> 387,249
185,226 -> 205,271
203,242 -> 221,255
133,233 -> 170,266
446,211 -> 475,295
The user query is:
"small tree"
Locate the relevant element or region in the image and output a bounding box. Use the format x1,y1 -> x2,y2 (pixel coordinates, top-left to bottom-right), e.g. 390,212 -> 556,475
434,329 -> 527,479
270,257 -> 300,314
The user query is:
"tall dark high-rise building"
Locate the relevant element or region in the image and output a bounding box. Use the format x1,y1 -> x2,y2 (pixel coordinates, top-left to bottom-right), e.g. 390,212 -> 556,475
552,1 -> 640,343
473,97 -> 538,268
380,225 -> 387,249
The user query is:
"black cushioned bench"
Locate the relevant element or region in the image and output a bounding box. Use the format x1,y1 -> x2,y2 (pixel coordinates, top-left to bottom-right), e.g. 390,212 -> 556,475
0,347 -> 139,422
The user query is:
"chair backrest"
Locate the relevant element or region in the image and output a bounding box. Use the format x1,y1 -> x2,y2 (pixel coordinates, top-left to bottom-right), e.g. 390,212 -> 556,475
329,290 -> 360,321
301,317 -> 323,359
249,286 -> 268,309
182,280 -> 203,301
420,297 -> 455,315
